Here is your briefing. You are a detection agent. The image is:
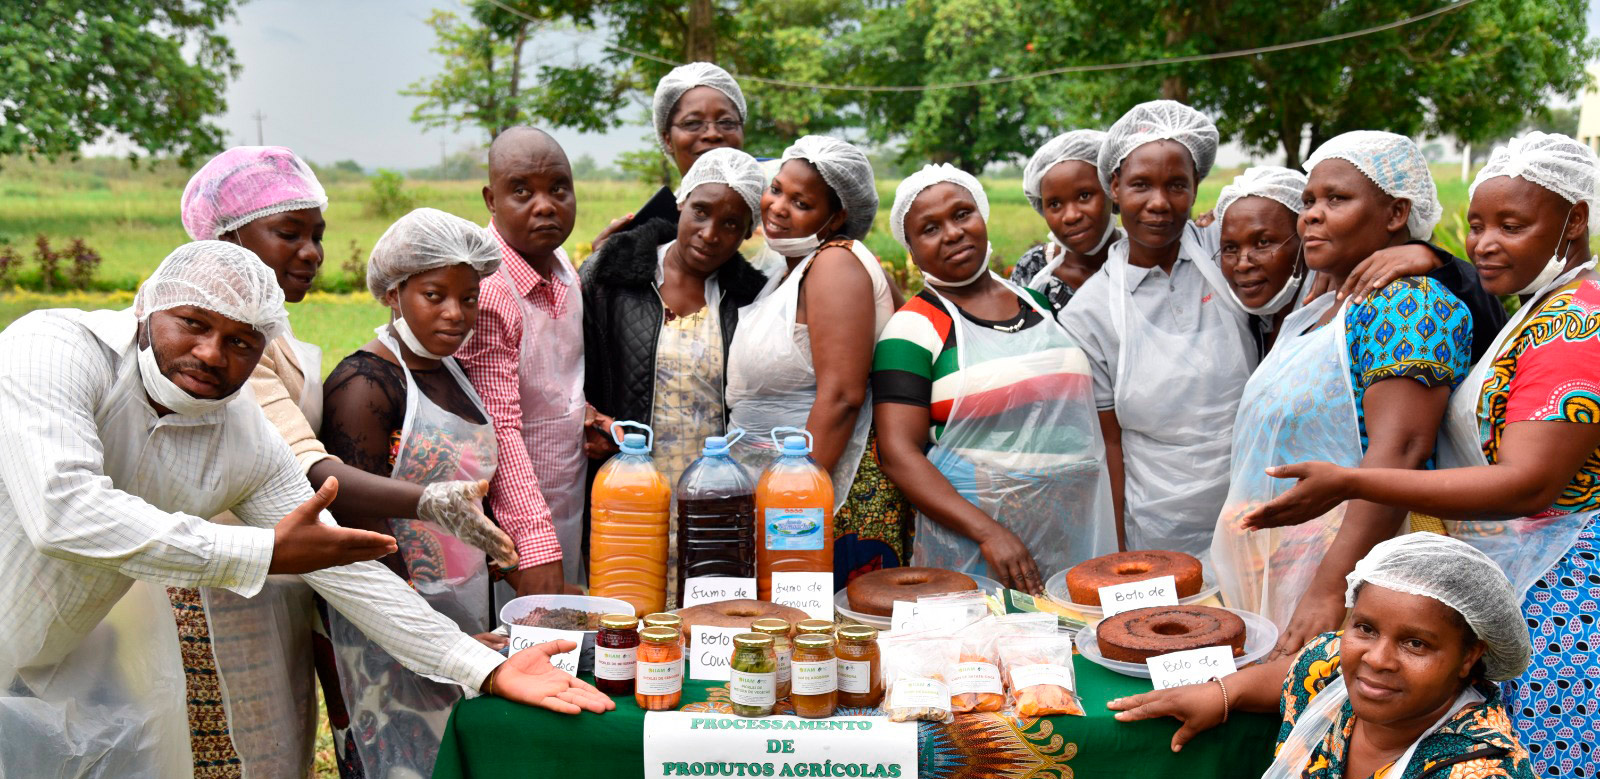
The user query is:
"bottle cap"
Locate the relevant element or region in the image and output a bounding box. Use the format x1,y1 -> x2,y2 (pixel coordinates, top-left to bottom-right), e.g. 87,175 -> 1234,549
795,619 -> 834,635
702,435 -> 729,456
620,433 -> 649,455
734,632 -> 774,649
837,625 -> 878,641
750,618 -> 791,636
641,626 -> 680,644
782,435 -> 810,454
795,633 -> 834,650
601,614 -> 640,630
643,612 -> 682,629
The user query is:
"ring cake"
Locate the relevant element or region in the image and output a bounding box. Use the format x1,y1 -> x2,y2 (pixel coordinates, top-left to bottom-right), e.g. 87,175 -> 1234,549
1096,605 -> 1246,663
1065,550 -> 1203,606
846,567 -> 978,617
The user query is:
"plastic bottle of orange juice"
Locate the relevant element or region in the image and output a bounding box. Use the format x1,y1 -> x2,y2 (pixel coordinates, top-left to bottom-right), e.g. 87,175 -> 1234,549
755,428 -> 834,600
590,422 -> 672,615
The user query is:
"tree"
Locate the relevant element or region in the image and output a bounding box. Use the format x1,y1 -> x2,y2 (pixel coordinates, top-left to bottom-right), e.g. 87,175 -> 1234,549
0,1 -> 241,163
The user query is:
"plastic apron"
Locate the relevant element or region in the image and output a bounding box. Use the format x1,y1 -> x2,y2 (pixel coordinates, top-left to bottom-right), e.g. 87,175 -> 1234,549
910,276 -> 1117,578
725,249 -> 872,512
197,333 -> 324,778
1260,676 -> 1482,779
1211,294 -> 1364,628
511,252 -> 587,586
1440,260 -> 1600,600
328,327 -> 496,779
1107,229 -> 1255,559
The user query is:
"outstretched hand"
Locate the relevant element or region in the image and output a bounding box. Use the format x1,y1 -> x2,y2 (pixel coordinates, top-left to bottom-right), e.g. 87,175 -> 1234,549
270,478 -> 399,574
1240,462 -> 1351,530
1107,682 -> 1228,752
490,640 -> 615,715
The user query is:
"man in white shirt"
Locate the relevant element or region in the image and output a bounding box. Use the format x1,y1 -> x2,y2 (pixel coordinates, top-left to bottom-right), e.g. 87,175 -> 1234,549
0,241 -> 611,778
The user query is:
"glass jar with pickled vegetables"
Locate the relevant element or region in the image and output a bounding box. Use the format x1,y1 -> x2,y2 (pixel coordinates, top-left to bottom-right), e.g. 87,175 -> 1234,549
595,614 -> 640,696
749,618 -> 792,699
795,619 -> 835,637
636,626 -> 684,711
835,625 -> 882,708
728,633 -> 777,717
790,633 -> 837,718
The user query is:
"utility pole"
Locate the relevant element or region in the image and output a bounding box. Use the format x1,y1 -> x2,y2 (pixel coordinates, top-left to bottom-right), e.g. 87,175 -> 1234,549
251,110 -> 266,145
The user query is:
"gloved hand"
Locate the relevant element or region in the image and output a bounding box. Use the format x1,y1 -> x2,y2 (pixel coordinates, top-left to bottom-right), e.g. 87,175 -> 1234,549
418,479 -> 518,570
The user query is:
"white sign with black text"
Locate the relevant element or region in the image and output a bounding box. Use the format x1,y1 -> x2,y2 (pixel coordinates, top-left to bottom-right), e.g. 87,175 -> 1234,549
1145,645 -> 1238,690
507,625 -> 585,674
689,625 -> 747,682
770,571 -> 832,621
682,576 -> 757,607
1097,575 -> 1179,617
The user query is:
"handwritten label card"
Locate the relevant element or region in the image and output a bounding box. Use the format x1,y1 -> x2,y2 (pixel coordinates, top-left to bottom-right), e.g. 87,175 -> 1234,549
890,601 -> 920,632
689,625 -> 746,682
771,571 -> 832,620
508,625 -> 585,674
682,576 -> 757,608
1146,646 -> 1238,690
1098,575 -> 1179,617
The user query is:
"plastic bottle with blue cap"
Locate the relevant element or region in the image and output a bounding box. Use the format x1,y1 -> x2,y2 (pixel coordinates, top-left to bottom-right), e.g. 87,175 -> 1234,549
589,421 -> 672,615
755,427 -> 834,600
674,429 -> 757,605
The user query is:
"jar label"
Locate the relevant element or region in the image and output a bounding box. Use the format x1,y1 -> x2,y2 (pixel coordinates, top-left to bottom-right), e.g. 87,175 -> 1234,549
764,508 -> 825,551
729,669 -> 777,706
792,658 -> 837,695
838,659 -> 871,694
888,677 -> 948,709
949,661 -> 1002,695
637,660 -> 683,695
595,646 -> 637,680
1009,663 -> 1075,693
776,648 -> 793,685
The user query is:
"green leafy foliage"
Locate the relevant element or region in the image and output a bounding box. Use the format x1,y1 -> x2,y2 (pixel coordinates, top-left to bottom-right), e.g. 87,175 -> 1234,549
367,170 -> 414,218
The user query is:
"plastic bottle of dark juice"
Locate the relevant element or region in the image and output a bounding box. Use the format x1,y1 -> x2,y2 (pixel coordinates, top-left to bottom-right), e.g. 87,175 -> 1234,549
675,432 -> 756,605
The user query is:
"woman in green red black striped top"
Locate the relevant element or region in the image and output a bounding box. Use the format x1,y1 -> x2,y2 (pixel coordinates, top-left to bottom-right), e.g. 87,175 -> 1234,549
871,164 -> 1118,594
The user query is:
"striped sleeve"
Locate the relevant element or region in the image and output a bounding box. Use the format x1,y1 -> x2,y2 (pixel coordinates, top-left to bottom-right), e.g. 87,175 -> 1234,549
871,295 -> 952,408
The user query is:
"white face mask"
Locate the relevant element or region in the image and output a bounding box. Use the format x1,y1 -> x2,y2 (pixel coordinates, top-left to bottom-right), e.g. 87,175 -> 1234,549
1515,204 -> 1579,296
923,242 -> 994,288
1238,268 -> 1305,316
1048,218 -> 1116,258
392,316 -> 454,361
137,340 -> 237,417
765,230 -> 824,259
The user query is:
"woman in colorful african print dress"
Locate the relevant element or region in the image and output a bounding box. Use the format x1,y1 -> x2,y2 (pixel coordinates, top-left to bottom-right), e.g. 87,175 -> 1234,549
1113,534 -> 1536,779
1239,132 -> 1600,777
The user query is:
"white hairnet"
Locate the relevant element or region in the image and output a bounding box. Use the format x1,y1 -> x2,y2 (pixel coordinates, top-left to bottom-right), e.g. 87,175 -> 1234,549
180,146 -> 328,240
1024,129 -> 1108,212
367,207 -> 502,300
134,241 -> 289,342
1345,533 -> 1531,682
1098,100 -> 1218,194
780,135 -> 880,240
890,164 -> 990,251
1305,131 -> 1441,241
675,147 -> 765,226
1215,165 -> 1309,223
652,62 -> 747,156
1470,131 -> 1600,231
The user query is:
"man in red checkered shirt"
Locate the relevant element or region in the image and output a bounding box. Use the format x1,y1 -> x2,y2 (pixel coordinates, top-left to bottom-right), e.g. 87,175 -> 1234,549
457,128 -> 607,595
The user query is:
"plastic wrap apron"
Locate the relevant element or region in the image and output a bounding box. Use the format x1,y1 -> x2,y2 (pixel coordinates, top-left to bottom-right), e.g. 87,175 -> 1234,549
1441,261 -> 1600,600
1211,294 -> 1365,629
1261,676 -> 1482,779
328,327 -> 496,779
1107,232 -> 1254,560
198,334 -> 324,778
0,327 -> 217,778
725,250 -> 872,512
910,275 -> 1117,578
512,253 -> 587,586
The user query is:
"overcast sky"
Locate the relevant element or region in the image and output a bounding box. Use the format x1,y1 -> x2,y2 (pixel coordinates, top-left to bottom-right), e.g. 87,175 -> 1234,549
178,0 -> 1600,170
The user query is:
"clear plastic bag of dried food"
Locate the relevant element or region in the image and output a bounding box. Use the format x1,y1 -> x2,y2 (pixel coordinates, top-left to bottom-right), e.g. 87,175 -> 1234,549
950,614 -> 1056,713
998,634 -> 1085,718
881,630 -> 960,723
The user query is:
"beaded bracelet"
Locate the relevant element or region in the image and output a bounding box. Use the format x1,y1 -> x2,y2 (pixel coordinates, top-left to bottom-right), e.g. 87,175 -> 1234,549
1210,676 -> 1230,723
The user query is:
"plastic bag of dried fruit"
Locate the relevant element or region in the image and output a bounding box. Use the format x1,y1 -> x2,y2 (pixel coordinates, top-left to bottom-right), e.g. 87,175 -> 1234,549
950,613 -> 1057,713
881,629 -> 960,723
997,634 -> 1085,718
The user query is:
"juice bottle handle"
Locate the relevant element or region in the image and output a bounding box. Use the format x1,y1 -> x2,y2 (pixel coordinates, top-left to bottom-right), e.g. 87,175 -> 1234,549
723,427 -> 747,449
611,420 -> 655,451
769,426 -> 813,453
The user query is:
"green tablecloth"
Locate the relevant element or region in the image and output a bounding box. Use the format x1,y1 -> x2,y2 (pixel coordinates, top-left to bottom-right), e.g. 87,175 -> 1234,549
434,656 -> 1277,778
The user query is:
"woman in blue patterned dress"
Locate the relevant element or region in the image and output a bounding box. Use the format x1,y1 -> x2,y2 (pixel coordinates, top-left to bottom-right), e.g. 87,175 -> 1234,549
1243,131 -> 1600,777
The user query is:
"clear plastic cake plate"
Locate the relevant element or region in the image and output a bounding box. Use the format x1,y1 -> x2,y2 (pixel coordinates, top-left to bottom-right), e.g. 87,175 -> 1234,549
1075,606 -> 1280,679
833,573 -> 1003,630
1043,568 -> 1222,621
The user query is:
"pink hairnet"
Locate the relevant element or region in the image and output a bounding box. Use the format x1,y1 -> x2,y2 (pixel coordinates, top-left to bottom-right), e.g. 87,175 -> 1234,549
180,146 -> 329,240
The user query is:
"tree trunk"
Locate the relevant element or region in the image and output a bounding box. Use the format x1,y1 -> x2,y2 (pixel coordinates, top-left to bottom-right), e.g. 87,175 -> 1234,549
687,0 -> 716,61
508,22 -> 528,131
484,28 -> 500,139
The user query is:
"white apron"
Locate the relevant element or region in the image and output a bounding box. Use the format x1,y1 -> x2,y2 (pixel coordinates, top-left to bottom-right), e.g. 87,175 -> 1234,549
199,332 -> 324,779
1261,675 -> 1482,779
1108,229 -> 1255,559
725,248 -> 874,511
911,276 -> 1117,577
509,250 -> 587,586
1211,294 -> 1365,628
1441,260 -> 1600,599
329,327 -> 497,778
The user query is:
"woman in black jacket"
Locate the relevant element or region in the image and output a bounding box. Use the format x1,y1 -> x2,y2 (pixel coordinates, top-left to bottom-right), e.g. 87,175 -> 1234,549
581,148 -> 769,601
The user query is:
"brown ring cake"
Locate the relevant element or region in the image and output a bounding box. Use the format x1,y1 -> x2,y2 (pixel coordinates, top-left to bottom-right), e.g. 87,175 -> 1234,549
1065,550 -> 1203,606
846,567 -> 977,617
1096,605 -> 1246,663
674,599 -> 810,634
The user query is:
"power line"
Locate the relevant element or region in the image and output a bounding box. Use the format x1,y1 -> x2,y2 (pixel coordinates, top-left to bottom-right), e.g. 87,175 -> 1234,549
481,0 -> 1478,93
